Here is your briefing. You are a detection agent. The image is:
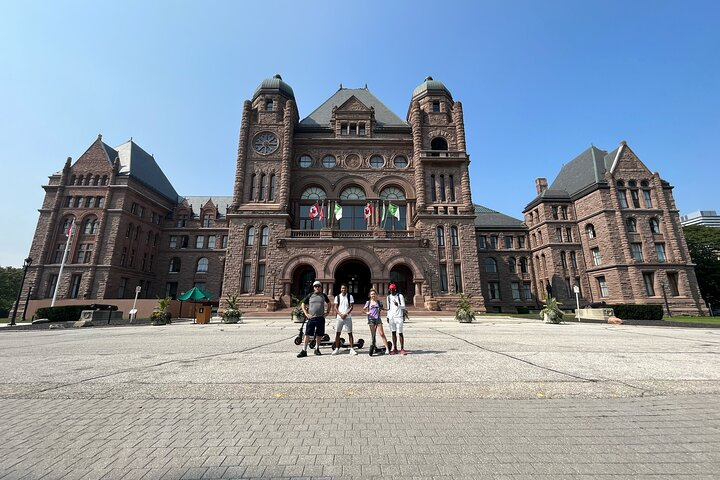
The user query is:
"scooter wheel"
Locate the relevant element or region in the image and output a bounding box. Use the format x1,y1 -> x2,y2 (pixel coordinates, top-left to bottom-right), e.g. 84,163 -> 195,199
294,337 -> 302,346
340,337 -> 347,346
356,339 -> 365,349
322,334 -> 330,342
309,340 -> 316,349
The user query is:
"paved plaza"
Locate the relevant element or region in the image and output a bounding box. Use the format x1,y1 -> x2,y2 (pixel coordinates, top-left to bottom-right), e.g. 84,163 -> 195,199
0,317 -> 719,479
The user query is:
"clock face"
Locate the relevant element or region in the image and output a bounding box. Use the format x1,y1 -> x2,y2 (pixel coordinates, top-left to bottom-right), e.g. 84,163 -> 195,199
253,132 -> 279,155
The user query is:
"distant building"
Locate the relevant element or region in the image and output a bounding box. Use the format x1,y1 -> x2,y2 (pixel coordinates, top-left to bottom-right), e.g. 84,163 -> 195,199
681,210 -> 720,228
19,76 -> 707,316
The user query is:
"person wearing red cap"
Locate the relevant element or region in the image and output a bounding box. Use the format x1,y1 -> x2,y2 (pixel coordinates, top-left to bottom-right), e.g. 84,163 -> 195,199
386,283 -> 407,355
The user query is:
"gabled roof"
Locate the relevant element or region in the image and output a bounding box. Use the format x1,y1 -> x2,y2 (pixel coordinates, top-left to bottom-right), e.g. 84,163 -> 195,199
180,196 -> 233,219
114,140 -> 179,202
474,204 -> 525,229
299,87 -> 408,128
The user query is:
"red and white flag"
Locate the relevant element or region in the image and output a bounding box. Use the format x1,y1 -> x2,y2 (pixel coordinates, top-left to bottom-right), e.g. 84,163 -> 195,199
309,202 -> 319,219
318,201 -> 325,222
363,203 -> 373,221
66,220 -> 75,237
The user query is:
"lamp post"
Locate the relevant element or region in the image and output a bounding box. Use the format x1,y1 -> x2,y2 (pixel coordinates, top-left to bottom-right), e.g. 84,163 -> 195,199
660,281 -> 672,318
10,256 -> 33,326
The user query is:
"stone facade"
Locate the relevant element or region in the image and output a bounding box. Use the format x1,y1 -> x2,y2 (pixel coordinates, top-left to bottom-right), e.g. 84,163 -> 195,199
524,143 -> 706,315
18,77 -> 706,317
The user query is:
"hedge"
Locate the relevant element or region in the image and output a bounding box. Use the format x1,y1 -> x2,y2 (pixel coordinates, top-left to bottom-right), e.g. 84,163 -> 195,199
34,305 -> 92,322
609,304 -> 664,320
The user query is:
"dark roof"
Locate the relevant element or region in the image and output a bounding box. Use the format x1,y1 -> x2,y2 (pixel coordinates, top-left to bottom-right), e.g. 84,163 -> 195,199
474,204 -> 525,228
253,74 -> 295,100
181,196 -> 233,218
548,146 -> 609,196
299,88 -> 408,128
113,140 -> 179,202
412,76 -> 453,100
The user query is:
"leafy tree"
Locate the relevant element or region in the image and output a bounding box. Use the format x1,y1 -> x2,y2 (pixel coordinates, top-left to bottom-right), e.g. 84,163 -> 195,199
684,226 -> 720,307
0,267 -> 23,317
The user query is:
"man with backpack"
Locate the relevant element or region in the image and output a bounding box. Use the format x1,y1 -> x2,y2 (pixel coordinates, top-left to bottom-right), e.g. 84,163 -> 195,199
386,283 -> 407,355
331,283 -> 357,355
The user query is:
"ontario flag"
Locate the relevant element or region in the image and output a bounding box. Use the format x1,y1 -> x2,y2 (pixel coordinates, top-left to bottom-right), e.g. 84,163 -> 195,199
363,203 -> 373,222
309,202 -> 320,219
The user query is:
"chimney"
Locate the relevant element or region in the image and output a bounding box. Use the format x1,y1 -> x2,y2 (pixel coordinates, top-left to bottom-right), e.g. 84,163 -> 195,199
535,177 -> 548,195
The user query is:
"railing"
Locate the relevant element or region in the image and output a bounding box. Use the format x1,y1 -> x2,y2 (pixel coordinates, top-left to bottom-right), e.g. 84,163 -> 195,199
334,231 -> 373,239
420,150 -> 467,158
290,230 -> 320,238
288,230 -> 414,239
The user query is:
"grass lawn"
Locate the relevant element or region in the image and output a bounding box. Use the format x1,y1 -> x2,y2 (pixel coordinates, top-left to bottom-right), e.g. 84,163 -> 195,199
663,315 -> 720,325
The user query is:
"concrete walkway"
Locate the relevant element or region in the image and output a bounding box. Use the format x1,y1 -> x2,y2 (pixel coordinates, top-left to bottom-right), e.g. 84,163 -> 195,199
0,318 -> 718,479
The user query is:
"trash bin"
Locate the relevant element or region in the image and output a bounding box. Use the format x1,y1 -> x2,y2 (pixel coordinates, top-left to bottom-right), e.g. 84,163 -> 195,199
196,304 -> 211,324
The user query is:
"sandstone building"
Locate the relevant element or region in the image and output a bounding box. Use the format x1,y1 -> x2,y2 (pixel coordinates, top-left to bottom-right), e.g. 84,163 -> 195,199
20,76 -> 705,316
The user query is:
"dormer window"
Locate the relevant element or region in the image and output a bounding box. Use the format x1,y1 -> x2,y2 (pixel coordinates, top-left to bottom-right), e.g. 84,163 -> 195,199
358,123 -> 365,135
432,101 -> 440,112
265,99 -> 273,111
341,123 -> 349,135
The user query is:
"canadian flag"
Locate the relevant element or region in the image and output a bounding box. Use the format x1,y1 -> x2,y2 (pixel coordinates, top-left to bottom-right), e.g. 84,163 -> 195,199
309,202 -> 319,219
363,203 -> 373,221
318,201 -> 325,221
66,220 -> 75,237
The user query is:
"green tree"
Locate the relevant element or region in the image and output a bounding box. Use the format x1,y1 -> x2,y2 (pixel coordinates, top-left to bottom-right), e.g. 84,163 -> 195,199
0,267 -> 23,317
684,226 -> 720,307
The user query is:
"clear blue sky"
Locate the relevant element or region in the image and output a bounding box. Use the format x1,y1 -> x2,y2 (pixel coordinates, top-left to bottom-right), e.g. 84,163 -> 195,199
2,0 -> 718,267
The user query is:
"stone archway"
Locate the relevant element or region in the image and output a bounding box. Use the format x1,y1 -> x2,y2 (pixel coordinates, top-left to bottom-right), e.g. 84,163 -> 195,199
389,264 -> 414,305
334,260 -> 371,304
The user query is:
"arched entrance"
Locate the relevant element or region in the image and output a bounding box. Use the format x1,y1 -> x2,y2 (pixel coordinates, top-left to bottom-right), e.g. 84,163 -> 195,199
334,260 -> 371,304
292,265 -> 316,299
390,264 -> 414,305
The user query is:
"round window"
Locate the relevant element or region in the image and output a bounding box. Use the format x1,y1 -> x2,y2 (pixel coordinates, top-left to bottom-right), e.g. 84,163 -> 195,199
369,155 -> 384,169
298,155 -> 312,168
322,155 -> 336,169
393,156 -> 408,169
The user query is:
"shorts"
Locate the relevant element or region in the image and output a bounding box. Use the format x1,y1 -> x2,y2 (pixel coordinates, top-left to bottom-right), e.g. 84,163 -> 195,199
367,317 -> 382,326
388,316 -> 404,333
305,317 -> 325,337
335,314 -> 352,333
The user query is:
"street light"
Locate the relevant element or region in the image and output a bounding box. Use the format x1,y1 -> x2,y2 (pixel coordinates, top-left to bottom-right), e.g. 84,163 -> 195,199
10,256 -> 33,326
660,281 -> 672,318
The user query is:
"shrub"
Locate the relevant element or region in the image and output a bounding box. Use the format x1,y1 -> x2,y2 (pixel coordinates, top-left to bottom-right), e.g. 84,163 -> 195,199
35,305 -> 92,322
610,304 -> 664,320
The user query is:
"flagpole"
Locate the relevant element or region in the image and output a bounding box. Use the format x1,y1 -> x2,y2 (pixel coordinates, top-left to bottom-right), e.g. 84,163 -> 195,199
52,219 -> 75,307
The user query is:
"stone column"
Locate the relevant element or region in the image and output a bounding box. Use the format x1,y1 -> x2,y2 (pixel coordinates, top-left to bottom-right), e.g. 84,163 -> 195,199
232,101 -> 252,207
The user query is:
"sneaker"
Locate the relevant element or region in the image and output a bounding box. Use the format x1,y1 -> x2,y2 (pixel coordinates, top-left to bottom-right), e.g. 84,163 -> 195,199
389,349 -> 396,355
386,348 -> 391,355
297,350 -> 307,358
369,345 -> 375,356
331,348 -> 339,355
400,349 -> 407,355
314,349 -> 322,356
349,348 -> 358,355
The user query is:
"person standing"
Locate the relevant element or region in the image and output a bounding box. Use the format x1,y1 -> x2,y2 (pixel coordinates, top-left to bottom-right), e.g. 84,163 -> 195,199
297,280 -> 331,358
332,283 -> 357,355
386,283 -> 406,355
363,289 -> 390,356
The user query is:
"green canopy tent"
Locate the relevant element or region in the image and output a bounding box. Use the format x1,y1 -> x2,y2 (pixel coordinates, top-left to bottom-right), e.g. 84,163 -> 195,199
177,287 -> 213,320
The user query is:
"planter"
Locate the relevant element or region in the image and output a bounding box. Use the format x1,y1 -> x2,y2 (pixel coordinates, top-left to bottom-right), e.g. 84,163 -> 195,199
456,313 -> 474,323
222,315 -> 242,324
151,311 -> 171,325
292,312 -> 306,323
543,312 -> 561,324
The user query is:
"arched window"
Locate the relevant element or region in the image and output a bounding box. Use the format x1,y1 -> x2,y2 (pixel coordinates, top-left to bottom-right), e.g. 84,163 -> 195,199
202,213 -> 212,228
586,224 -> 596,239
629,180 -> 640,208
300,187 -> 326,230
627,217 -> 637,233
616,180 -> 628,209
246,226 -> 255,246
436,226 -> 445,246
70,175 -> 76,185
484,257 -> 497,273
439,175 -> 446,201
249,174 -> 256,201
448,175 -> 456,202
560,251 -> 567,270
196,258 -> 209,273
431,137 -> 448,151
430,175 -> 437,201
520,257 -> 528,273
101,175 -> 108,186
269,174 -> 276,200
337,186 -> 368,230
258,174 -> 266,200
260,226 -> 269,246
93,175 -> 100,185
508,257 -> 516,273
649,217 -> 661,234
450,226 -> 459,246
169,257 -> 181,273
380,187 -> 407,230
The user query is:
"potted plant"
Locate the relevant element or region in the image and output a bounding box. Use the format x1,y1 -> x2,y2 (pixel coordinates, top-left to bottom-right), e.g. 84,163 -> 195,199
222,295 -> 243,324
151,296 -> 172,325
540,296 -> 564,324
291,295 -> 306,323
455,293 -> 476,323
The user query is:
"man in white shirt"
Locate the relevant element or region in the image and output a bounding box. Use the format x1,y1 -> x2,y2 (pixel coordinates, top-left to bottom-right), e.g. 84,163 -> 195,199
386,283 -> 406,355
332,284 -> 357,355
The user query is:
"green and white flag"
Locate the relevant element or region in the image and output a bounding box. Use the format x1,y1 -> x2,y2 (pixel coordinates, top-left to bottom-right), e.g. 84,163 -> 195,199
383,202 -> 400,221
334,203 -> 343,220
